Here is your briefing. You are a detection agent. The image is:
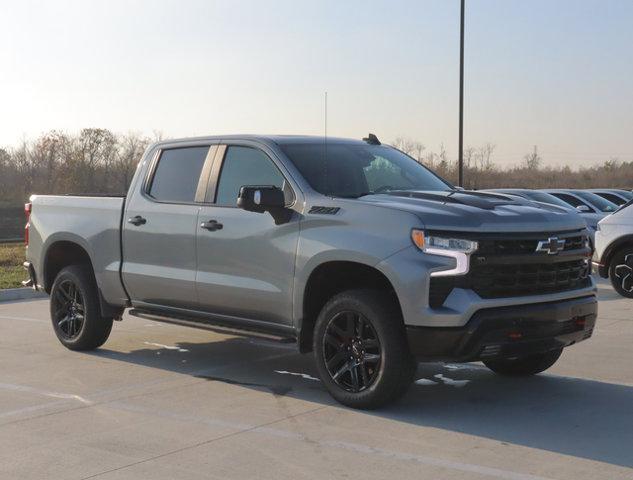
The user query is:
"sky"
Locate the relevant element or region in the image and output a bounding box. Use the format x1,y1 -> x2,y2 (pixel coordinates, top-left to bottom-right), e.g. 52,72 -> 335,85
1,0 -> 632,167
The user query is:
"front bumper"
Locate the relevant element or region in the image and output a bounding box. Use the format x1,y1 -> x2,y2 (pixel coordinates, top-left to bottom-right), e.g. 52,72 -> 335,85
406,295 -> 597,361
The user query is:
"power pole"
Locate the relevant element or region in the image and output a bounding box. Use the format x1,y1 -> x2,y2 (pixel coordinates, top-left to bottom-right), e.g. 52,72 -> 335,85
458,0 -> 465,187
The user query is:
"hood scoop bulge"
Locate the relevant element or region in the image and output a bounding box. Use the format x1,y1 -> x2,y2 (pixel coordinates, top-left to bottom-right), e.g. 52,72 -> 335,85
385,190 -> 517,211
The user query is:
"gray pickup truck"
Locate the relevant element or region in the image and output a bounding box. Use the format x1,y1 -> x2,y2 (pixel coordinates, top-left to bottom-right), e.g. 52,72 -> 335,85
24,134 -> 597,408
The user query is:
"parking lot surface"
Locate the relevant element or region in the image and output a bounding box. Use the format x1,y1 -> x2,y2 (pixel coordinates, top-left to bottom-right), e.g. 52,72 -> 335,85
1,279 -> 632,480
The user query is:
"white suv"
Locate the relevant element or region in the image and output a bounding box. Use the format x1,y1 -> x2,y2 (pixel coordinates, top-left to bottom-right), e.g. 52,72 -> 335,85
593,201 -> 633,297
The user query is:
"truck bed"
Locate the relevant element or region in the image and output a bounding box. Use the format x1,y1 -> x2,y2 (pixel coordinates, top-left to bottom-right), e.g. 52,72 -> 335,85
27,195 -> 129,307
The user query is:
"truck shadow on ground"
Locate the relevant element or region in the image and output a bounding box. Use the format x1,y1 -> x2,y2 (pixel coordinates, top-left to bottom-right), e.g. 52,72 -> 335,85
90,334 -> 633,469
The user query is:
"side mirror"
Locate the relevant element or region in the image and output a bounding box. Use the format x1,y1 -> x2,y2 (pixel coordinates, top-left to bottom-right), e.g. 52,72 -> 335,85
237,185 -> 292,224
576,205 -> 591,213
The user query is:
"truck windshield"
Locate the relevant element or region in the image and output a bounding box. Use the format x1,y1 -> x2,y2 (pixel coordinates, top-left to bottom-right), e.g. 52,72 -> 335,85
280,143 -> 453,198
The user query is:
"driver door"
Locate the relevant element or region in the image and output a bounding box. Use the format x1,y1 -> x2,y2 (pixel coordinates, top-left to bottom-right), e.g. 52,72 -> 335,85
195,144 -> 300,326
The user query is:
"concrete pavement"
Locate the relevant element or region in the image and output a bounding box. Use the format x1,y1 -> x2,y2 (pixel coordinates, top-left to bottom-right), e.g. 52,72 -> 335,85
0,279 -> 632,479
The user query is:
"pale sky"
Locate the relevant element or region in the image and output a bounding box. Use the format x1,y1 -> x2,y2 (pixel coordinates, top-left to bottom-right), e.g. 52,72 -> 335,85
1,0 -> 632,167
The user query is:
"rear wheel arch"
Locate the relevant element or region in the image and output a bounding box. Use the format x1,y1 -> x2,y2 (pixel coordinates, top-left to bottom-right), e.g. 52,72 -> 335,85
43,240 -> 122,319
43,240 -> 94,292
298,261 -> 403,353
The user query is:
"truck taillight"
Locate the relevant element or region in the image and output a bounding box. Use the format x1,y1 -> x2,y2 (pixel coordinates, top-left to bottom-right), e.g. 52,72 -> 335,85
24,202 -> 32,246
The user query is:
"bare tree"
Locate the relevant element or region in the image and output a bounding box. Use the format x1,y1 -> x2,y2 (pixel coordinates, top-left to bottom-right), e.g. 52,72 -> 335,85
392,137 -> 425,163
476,143 -> 496,171
115,133 -> 150,191
523,145 -> 542,170
76,128 -> 117,192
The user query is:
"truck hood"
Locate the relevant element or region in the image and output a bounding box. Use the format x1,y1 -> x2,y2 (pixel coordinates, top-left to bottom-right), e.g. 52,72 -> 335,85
358,190 -> 587,233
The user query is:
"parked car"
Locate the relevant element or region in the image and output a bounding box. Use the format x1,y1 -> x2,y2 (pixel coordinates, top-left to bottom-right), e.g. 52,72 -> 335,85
588,189 -> 633,206
485,189 -> 602,245
24,134 -> 597,409
593,200 -> 633,297
542,189 -> 617,235
484,189 -> 577,211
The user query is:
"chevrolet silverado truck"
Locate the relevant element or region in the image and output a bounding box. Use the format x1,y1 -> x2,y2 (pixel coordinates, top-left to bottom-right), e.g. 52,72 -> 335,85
24,134 -> 597,409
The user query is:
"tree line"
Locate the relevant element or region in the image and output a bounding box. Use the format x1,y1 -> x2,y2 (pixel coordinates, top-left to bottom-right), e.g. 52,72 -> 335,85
1,129 -> 632,207
392,137 -> 633,191
0,129 -> 155,206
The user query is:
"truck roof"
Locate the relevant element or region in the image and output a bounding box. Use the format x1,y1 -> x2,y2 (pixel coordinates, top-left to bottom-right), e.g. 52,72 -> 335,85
153,134 -> 368,148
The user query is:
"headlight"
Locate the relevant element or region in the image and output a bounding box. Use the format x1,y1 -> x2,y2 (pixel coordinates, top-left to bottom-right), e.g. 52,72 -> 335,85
411,230 -> 478,254
411,229 -> 478,277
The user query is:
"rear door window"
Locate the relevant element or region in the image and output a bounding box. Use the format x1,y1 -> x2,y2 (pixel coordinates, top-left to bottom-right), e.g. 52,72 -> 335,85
149,147 -> 209,203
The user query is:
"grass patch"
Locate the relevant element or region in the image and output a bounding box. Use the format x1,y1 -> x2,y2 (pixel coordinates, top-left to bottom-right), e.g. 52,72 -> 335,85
0,243 -> 26,289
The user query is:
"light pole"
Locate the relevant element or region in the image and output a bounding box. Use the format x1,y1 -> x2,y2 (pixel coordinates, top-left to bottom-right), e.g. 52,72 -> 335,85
458,0 -> 465,187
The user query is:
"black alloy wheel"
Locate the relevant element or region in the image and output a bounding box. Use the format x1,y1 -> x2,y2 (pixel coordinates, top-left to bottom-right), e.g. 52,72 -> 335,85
50,264 -> 113,350
323,310 -> 382,392
313,289 -> 416,409
52,278 -> 86,340
612,253 -> 633,296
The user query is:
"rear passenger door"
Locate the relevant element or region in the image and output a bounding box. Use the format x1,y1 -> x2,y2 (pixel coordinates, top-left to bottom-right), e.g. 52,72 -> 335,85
122,145 -> 216,309
195,143 -> 300,326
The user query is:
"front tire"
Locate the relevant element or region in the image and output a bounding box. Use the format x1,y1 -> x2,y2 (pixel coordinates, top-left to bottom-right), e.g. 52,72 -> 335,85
50,264 -> 113,351
609,248 -> 633,298
313,289 -> 416,409
483,348 -> 563,376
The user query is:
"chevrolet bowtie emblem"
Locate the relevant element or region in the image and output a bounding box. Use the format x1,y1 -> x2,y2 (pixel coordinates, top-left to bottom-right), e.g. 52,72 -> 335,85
536,237 -> 566,255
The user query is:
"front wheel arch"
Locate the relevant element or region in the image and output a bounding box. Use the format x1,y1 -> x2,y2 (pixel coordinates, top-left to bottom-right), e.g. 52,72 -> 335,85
602,237 -> 633,276
299,261 -> 403,353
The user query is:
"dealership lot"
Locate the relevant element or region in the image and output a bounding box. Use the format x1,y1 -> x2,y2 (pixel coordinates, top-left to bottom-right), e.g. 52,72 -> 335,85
1,279 -> 631,480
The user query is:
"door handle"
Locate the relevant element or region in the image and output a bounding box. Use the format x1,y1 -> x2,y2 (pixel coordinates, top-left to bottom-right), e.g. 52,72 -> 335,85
200,220 -> 223,231
128,215 -> 147,226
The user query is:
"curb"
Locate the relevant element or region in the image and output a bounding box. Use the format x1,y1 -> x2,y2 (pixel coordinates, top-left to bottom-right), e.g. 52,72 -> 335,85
0,288 -> 48,302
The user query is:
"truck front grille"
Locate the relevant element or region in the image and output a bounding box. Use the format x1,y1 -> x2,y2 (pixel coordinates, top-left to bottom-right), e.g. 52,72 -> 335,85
469,259 -> 590,298
476,235 -> 585,255
428,230 -> 591,308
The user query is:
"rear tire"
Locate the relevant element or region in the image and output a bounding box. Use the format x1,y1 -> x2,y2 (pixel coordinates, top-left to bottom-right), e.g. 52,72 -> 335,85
50,264 -> 113,351
608,247 -> 633,298
483,348 -> 563,376
313,289 -> 416,409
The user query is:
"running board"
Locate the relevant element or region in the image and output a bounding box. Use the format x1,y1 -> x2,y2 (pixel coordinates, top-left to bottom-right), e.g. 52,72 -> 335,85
129,309 -> 297,344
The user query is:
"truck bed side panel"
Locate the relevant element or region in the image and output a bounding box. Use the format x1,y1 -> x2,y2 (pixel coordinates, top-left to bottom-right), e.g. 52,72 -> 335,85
27,195 -> 128,307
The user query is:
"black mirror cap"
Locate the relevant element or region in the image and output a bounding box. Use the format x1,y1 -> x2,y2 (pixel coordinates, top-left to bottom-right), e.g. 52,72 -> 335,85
237,185 -> 293,225
237,185 -> 285,213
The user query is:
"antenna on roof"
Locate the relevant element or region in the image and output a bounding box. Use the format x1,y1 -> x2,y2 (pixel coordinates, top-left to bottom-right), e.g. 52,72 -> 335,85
324,91 -> 329,196
363,133 -> 381,145
324,91 -> 328,142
